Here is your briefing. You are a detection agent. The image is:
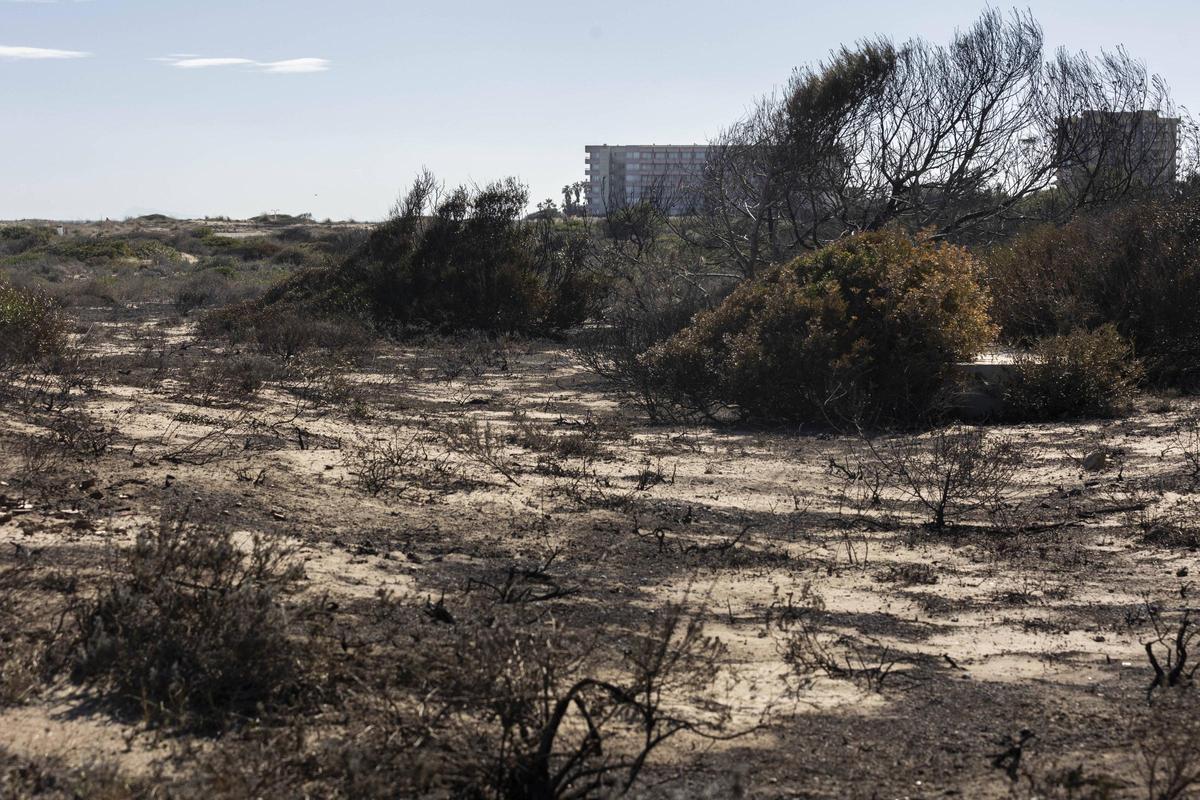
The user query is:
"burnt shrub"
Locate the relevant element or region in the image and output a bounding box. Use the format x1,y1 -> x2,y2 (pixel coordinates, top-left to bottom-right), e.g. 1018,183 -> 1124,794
1003,326 -> 1143,420
642,229 -> 995,424
174,270 -> 240,315
62,508 -> 312,731
987,198 -> 1200,388
204,306 -> 375,359
224,172 -> 603,337
575,248 -> 721,421
0,279 -> 67,369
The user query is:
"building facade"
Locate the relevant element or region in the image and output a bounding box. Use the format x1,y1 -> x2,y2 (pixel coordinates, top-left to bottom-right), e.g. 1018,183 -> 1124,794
585,144 -> 709,216
1056,110 -> 1179,193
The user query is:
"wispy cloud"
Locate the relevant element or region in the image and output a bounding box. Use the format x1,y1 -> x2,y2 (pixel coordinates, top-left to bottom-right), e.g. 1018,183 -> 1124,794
0,45 -> 89,60
170,57 -> 256,69
158,55 -> 330,74
259,58 -> 329,74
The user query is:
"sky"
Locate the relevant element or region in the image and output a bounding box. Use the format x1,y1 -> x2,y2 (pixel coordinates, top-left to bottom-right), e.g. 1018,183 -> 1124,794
2,0 -> 1199,221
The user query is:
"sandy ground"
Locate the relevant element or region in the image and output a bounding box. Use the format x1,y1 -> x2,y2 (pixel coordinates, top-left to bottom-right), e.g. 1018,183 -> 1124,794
1,308 -> 1198,797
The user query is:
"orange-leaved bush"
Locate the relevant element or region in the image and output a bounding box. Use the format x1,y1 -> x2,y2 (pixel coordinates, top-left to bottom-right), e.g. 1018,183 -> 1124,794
642,229 -> 995,424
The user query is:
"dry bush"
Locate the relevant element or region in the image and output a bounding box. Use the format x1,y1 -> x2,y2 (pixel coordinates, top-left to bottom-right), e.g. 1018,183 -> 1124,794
178,353 -> 279,406
1174,417 -> 1200,488
174,270 -> 245,315
342,430 -> 447,496
877,562 -> 939,585
13,432 -> 64,487
1003,326 -> 1143,421
59,506 -> 317,732
424,332 -> 514,382
162,596 -> 732,799
866,426 -> 1020,531
1134,497 -> 1200,550
1135,690 -> 1200,800
438,417 -> 523,486
0,749 -> 145,800
0,547 -> 55,707
508,410 -> 604,462
46,409 -> 118,457
573,255 -> 717,422
200,306 -> 374,361
1006,761 -> 1123,799
277,353 -> 366,413
1144,605 -> 1198,699
783,620 -> 901,693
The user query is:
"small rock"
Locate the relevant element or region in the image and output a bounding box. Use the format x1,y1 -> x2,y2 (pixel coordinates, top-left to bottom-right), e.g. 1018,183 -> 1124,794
1082,451 -> 1107,472
1178,566 -> 1190,578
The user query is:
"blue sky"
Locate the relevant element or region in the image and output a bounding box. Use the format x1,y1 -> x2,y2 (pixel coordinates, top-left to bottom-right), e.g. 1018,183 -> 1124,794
2,0 -> 1197,221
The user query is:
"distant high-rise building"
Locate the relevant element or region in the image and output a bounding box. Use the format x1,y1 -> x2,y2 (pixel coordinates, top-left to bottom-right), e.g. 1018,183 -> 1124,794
1056,110 -> 1179,193
585,145 -> 708,216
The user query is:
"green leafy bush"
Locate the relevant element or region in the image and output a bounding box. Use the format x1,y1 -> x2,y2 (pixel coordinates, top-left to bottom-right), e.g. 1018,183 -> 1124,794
50,237 -> 135,263
643,229 -> 995,424
0,279 -> 66,368
987,198 -> 1200,388
0,225 -> 52,256
1003,326 -> 1142,420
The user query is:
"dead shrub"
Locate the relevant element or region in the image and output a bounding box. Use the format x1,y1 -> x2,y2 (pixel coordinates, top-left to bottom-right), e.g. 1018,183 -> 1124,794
866,425 -> 1020,531
1174,417 -> 1200,487
877,562 -> 939,585
372,598 -> 731,799
508,411 -> 604,462
425,332 -> 513,382
174,270 -> 242,315
278,354 -> 365,412
1135,690 -> 1200,800
438,417 -> 522,486
343,430 -> 452,496
179,353 -> 279,406
59,506 -> 314,731
47,410 -> 117,457
0,546 -> 56,707
783,620 -> 901,693
165,595 -> 732,799
1144,605 -> 1198,699
201,306 -> 374,360
14,432 -> 64,486
0,750 -> 145,800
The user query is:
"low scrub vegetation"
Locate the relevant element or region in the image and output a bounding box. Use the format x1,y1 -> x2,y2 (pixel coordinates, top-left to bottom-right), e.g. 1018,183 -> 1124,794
1003,325 -> 1143,420
0,278 -> 66,369
641,230 -> 995,424
60,508 -> 314,732
988,198 -> 1200,389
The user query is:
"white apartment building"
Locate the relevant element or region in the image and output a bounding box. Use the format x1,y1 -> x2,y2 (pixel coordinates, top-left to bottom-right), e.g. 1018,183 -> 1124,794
585,145 -> 709,216
1056,110 -> 1179,192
